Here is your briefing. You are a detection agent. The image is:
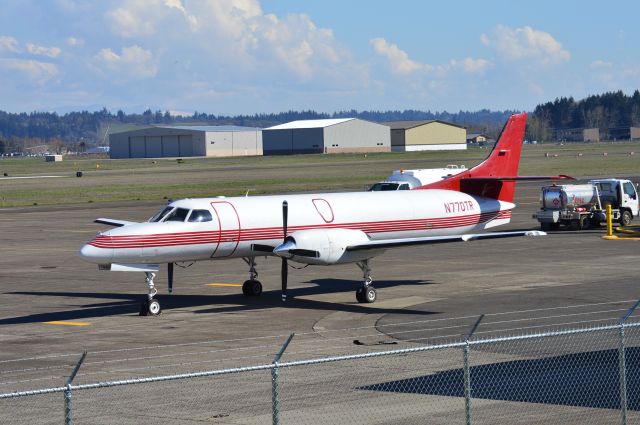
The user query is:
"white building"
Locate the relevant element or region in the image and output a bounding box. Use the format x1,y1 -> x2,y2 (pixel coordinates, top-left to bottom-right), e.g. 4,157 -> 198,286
109,125 -> 263,158
262,118 -> 390,155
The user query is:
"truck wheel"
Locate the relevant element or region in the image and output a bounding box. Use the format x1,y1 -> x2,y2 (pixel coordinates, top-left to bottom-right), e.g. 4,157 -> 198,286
540,222 -> 551,231
580,217 -> 592,230
569,220 -> 580,231
619,210 -> 632,227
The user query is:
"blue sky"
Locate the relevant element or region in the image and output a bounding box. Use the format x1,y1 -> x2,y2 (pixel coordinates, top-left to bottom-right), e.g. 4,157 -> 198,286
0,0 -> 638,115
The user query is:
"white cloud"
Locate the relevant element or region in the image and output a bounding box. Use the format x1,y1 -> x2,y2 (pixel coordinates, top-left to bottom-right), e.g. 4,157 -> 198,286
94,45 -> 157,79
370,37 -> 426,75
455,57 -> 492,74
371,38 -> 491,77
0,35 -> 19,53
481,25 -> 570,65
590,60 -> 613,69
26,43 -> 62,58
101,0 -> 358,83
67,37 -> 84,46
0,58 -> 58,83
106,6 -> 155,37
164,0 -> 198,31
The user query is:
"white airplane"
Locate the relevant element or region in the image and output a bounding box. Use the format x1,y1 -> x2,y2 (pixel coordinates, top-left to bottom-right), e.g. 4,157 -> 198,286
79,113 -> 561,316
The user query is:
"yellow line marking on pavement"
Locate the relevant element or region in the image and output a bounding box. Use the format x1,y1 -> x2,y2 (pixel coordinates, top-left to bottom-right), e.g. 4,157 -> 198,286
44,321 -> 91,327
206,283 -> 242,287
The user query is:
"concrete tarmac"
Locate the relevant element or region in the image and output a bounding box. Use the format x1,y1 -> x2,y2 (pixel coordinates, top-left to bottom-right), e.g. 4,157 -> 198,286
1,181 -> 639,423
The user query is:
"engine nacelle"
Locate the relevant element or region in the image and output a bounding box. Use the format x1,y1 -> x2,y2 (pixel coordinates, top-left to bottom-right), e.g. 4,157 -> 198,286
285,228 -> 379,265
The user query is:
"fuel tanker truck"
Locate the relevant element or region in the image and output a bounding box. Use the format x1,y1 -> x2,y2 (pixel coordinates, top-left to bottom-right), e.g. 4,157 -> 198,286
533,178 -> 639,230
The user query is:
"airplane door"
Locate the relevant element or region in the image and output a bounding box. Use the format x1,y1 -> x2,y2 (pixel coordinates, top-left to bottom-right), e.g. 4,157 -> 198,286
210,201 -> 241,257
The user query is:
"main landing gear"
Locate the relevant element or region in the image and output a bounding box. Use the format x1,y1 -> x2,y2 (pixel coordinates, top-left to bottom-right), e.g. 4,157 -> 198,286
242,257 -> 263,297
355,260 -> 377,304
140,271 -> 161,316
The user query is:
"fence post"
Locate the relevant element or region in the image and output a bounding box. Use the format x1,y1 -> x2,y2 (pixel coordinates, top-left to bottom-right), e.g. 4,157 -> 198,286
272,333 -> 294,425
64,351 -> 87,425
463,315 -> 484,425
618,300 -> 640,425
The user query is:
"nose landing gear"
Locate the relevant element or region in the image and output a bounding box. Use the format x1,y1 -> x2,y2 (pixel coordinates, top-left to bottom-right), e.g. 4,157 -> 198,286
140,272 -> 161,316
242,257 -> 263,296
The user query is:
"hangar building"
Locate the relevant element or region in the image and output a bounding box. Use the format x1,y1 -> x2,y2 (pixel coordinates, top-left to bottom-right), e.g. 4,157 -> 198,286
384,120 -> 467,151
109,125 -> 263,159
262,118 -> 390,155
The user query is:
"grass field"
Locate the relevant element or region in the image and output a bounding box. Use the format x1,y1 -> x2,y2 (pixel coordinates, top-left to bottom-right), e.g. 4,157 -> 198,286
1,141 -> 639,207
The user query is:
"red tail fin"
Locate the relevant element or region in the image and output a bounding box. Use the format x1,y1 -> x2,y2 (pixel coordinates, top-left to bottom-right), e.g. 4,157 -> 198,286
417,112 -> 527,202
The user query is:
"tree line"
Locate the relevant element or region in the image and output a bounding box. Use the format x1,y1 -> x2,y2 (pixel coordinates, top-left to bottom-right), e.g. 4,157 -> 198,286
0,107 -> 513,153
527,90 -> 640,141
1,90 -> 638,153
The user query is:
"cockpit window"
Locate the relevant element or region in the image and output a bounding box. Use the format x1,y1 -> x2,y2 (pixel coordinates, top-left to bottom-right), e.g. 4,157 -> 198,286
188,209 -> 213,222
149,206 -> 174,222
164,208 -> 190,222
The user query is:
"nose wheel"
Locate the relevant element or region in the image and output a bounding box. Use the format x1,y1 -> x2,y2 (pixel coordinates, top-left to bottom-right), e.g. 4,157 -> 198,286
242,257 -> 263,297
140,272 -> 162,316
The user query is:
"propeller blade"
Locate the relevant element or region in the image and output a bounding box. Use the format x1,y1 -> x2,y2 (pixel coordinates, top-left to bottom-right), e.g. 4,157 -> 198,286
282,200 -> 288,238
251,243 -> 276,253
281,258 -> 288,302
168,262 -> 174,294
281,200 -> 288,302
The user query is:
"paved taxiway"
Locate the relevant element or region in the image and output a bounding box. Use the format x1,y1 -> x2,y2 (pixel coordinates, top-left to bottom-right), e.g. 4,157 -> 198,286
1,180 -> 639,423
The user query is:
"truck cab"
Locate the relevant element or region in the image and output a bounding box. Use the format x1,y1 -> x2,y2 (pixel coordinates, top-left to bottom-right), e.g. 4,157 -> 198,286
590,179 -> 639,225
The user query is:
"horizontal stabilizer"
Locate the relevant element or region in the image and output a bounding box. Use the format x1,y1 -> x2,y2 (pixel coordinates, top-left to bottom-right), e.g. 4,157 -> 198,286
346,230 -> 546,251
94,218 -> 136,227
463,175 -> 574,182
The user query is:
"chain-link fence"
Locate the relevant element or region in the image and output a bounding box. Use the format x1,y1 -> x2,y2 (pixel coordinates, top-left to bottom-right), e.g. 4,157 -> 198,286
2,317 -> 640,424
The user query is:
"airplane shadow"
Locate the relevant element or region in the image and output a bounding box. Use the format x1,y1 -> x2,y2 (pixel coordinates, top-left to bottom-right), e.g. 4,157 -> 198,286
1,278 -> 438,325
360,347 -> 640,410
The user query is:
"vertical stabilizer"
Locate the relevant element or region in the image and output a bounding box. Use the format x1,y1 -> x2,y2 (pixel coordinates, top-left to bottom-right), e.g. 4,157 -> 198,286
417,113 -> 527,203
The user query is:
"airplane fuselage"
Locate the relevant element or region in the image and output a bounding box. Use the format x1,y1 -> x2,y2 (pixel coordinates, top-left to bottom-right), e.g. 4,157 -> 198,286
80,189 -> 513,266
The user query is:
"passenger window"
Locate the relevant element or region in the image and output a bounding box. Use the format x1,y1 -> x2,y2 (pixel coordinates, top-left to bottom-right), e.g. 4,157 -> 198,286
399,184 -> 410,190
188,209 -> 213,222
164,208 -> 190,222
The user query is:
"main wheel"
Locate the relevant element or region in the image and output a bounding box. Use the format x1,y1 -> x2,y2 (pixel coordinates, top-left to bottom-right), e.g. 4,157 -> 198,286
242,280 -> 262,296
148,299 -> 161,316
362,287 -> 377,303
619,210 -> 632,227
355,287 -> 364,303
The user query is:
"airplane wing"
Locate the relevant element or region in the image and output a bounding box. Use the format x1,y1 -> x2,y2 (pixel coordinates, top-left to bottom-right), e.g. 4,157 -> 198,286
94,218 -> 137,227
346,230 -> 546,251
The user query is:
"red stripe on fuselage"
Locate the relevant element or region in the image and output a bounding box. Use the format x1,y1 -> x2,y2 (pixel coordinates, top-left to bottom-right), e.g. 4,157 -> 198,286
88,211 -> 512,249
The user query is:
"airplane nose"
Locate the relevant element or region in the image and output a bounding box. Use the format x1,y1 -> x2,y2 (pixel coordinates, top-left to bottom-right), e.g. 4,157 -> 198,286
78,243 -> 112,264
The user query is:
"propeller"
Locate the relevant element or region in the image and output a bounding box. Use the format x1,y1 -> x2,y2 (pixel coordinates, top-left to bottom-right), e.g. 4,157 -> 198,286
281,201 -> 288,302
168,262 -> 174,294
